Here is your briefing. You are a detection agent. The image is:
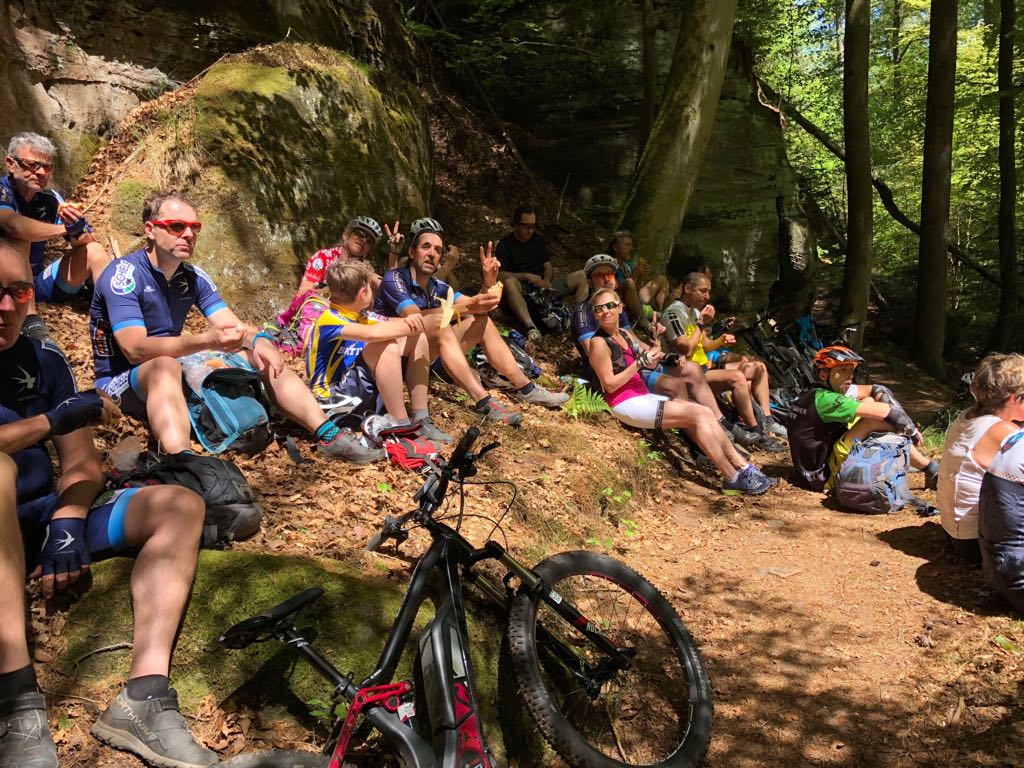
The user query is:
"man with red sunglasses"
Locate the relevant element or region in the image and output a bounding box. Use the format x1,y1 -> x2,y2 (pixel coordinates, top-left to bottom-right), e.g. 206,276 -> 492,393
89,191 -> 366,460
0,132 -> 111,340
0,240 -> 215,768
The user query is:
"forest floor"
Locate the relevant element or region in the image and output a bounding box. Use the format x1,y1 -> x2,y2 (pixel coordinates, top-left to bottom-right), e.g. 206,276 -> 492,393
27,85 -> 1023,767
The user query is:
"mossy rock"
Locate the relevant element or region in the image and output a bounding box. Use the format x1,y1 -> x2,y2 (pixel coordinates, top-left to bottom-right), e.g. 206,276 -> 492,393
110,180 -> 159,238
57,549 -> 511,757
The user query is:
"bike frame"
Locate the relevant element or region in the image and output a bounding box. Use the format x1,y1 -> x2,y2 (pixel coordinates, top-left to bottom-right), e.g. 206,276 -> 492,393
266,470 -> 634,768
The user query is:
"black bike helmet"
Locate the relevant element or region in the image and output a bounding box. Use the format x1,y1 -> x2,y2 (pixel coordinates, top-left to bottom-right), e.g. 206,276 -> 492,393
410,217 -> 443,236
347,216 -> 383,243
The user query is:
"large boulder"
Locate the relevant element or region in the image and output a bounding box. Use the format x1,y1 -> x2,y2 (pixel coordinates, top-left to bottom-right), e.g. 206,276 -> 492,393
0,0 -> 415,189
95,43 -> 432,319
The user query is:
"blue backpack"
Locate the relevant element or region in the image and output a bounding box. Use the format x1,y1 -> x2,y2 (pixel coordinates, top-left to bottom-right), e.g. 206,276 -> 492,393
834,432 -> 927,514
180,352 -> 273,455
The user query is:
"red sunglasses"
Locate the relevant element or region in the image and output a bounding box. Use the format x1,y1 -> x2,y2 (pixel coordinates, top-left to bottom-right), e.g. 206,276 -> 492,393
0,281 -> 34,305
151,219 -> 203,235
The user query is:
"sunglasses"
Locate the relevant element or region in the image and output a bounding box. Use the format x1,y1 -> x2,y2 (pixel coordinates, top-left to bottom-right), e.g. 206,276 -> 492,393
151,219 -> 202,235
0,281 -> 34,305
516,222 -> 537,230
594,300 -> 621,313
349,229 -> 377,242
11,156 -> 52,174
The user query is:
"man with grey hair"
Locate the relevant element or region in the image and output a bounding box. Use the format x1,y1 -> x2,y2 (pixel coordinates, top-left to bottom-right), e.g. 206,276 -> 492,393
0,132 -> 110,339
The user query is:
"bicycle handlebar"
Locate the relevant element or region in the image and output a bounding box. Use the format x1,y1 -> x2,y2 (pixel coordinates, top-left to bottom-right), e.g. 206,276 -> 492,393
448,426 -> 480,472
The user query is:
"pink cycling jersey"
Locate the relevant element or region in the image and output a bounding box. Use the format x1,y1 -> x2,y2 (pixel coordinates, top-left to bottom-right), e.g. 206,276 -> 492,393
603,341 -> 650,407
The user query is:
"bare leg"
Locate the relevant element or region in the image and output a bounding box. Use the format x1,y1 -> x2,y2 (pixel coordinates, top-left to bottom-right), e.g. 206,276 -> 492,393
566,269 -> 589,305
657,361 -> 725,421
706,369 -> 758,429
0,454 -> 30,674
845,417 -> 931,469
500,276 -> 535,329
430,324 -> 490,402
121,486 -> 204,679
460,317 -> 530,389
639,275 -> 670,310
728,360 -> 772,414
57,240 -> 111,288
360,339 -> 410,421
660,401 -> 746,477
254,362 -> 330,433
402,334 -> 430,414
136,357 -> 192,454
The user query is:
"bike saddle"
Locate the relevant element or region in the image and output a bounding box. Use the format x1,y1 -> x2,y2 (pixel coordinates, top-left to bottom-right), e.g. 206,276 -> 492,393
218,587 -> 324,649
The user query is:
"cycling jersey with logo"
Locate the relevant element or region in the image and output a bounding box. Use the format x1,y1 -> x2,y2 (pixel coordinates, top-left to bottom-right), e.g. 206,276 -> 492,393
0,175 -> 62,273
660,301 -> 708,366
302,245 -> 347,286
373,265 -> 462,316
788,387 -> 861,491
90,248 -> 228,385
0,335 -> 78,504
306,304 -> 387,399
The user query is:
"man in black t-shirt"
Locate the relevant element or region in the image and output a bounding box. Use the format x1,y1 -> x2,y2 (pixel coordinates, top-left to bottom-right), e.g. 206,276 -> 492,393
495,205 -> 553,343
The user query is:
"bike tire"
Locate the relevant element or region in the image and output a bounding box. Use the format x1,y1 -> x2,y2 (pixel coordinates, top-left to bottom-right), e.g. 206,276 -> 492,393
507,551 -> 712,768
217,749 -> 329,767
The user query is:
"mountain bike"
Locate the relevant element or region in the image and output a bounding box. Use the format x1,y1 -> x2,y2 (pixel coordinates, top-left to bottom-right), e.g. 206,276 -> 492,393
217,427 -> 713,768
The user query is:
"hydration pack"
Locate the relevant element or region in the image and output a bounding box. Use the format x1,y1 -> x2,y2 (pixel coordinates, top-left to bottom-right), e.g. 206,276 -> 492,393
274,289 -> 330,356
179,352 -> 273,456
834,432 -> 926,515
523,288 -> 571,334
362,419 -> 440,472
108,451 -> 263,548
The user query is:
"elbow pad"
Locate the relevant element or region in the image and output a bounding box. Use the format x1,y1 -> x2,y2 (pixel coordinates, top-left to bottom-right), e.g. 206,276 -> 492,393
884,405 -> 915,435
870,384 -> 897,406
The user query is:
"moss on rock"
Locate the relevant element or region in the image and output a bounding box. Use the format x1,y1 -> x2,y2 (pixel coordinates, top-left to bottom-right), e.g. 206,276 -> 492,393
110,180 -> 158,238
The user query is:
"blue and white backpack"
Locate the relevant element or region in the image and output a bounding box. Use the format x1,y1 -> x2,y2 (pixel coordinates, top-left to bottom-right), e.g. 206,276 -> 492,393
834,432 -> 927,514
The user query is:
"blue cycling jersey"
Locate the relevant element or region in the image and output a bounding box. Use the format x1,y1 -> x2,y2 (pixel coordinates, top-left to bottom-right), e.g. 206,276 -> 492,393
90,248 -> 228,384
0,335 -> 79,504
0,175 -> 62,274
373,265 -> 462,316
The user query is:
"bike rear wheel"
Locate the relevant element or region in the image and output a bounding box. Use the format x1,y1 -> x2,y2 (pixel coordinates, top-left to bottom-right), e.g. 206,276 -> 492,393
507,551 -> 712,768
218,749 -> 328,767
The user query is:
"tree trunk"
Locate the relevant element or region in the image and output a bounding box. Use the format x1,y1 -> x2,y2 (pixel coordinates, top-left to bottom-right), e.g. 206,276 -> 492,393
639,0 -> 657,147
914,0 -> 958,377
988,0 -> 1017,351
892,0 -> 904,102
616,0 -> 738,275
839,0 -> 872,347
834,0 -> 846,65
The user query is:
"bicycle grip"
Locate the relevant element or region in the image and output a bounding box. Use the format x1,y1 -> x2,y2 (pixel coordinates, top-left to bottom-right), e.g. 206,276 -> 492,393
366,531 -> 387,552
448,426 -> 480,469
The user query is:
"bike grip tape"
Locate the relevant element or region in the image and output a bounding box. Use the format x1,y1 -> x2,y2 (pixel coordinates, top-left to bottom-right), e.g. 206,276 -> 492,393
450,426 -> 481,467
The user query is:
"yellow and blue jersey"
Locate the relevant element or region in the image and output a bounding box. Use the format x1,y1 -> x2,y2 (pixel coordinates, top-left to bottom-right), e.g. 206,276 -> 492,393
306,304 -> 380,399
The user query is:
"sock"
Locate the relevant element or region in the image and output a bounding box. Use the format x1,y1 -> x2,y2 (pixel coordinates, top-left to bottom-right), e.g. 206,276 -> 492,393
0,664 -> 37,700
411,409 -> 429,422
517,382 -> 536,396
475,396 -> 492,411
316,419 -> 340,443
724,469 -> 740,484
126,674 -> 171,701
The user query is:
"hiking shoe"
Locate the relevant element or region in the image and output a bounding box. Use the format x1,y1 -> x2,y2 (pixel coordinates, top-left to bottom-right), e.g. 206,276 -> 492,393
726,420 -> 761,447
475,398 -> 524,425
318,428 -> 386,463
526,327 -> 542,345
0,692 -> 57,768
91,687 -> 217,768
417,416 -> 453,443
924,465 -> 939,491
20,315 -> 51,342
516,386 -> 570,409
765,416 -> 788,439
754,434 -> 787,453
721,465 -> 774,496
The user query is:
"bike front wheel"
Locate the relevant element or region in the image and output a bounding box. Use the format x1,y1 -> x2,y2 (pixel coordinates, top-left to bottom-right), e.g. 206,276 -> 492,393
218,749 -> 328,767
507,551 -> 712,768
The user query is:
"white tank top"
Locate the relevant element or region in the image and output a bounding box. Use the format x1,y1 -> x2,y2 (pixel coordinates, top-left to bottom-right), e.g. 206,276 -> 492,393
937,411 -> 1005,540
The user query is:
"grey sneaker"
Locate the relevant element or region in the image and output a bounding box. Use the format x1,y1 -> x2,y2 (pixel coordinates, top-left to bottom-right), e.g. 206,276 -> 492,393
516,386 -> 570,409
91,688 -> 217,768
754,434 -> 788,453
526,327 -> 542,344
475,398 -> 524,425
318,428 -> 386,463
0,692 -> 57,768
725,420 -> 761,447
417,416 -> 453,443
765,416 -> 788,439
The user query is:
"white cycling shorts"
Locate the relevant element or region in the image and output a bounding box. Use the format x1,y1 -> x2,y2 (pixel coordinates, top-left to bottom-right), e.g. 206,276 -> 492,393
610,393 -> 670,429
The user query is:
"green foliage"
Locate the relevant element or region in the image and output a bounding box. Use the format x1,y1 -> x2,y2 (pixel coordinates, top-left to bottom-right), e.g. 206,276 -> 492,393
562,383 -> 611,421
636,439 -> 665,468
600,486 -> 633,507
585,534 -> 614,550
619,518 -> 640,540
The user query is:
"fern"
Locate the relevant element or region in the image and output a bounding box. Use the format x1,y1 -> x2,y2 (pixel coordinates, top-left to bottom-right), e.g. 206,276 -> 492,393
562,383 -> 611,421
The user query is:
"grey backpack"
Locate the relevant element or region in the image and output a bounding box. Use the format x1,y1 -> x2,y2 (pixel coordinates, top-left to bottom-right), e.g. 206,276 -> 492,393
834,432 -> 927,514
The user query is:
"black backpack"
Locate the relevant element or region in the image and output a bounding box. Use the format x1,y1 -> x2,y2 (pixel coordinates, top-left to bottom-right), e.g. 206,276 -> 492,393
108,451 -> 263,548
523,287 -> 571,334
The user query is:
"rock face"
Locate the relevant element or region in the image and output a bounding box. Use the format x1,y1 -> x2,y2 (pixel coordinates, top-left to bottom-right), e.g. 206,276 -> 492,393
467,0 -> 817,313
96,43 -> 432,318
0,0 -> 413,190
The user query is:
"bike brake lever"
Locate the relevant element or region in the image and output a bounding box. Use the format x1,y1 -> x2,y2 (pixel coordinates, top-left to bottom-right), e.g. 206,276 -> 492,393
476,441 -> 500,460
